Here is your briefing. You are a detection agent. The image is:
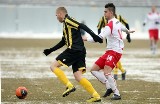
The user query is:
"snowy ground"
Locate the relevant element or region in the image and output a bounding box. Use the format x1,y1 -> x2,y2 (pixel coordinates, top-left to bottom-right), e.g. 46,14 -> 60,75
1,48 -> 160,82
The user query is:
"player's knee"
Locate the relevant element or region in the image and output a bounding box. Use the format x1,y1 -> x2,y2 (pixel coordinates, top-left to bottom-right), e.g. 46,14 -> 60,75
73,71 -> 83,82
74,76 -> 82,82
105,73 -> 111,78
91,71 -> 106,84
90,70 -> 96,76
50,61 -> 61,71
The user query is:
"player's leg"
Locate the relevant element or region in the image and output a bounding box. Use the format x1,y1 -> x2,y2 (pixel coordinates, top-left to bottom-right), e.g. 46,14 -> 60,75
149,30 -> 155,54
50,60 -> 75,97
73,71 -> 101,102
153,29 -> 159,54
117,61 -> 126,80
90,58 -> 112,97
103,50 -> 121,100
91,63 -> 113,97
72,56 -> 101,102
51,49 -> 75,97
113,66 -> 118,80
103,65 -> 121,100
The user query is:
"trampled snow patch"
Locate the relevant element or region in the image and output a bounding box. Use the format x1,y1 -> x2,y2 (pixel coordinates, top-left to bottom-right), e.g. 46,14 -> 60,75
1,49 -> 160,82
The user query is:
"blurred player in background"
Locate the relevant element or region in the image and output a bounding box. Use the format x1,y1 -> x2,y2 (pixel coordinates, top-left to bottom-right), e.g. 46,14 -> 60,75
143,5 -> 160,55
43,7 -> 102,102
83,3 -> 135,100
97,11 -> 131,80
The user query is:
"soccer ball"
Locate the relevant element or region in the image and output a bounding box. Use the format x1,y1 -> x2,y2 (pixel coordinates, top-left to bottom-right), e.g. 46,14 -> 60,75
16,86 -> 28,99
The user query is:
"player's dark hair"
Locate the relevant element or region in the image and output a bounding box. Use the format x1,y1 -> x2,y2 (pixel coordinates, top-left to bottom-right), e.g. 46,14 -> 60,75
105,3 -> 116,15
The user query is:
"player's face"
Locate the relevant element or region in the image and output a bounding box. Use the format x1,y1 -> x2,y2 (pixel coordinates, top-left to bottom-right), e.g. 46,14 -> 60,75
151,6 -> 156,13
104,8 -> 112,20
56,11 -> 63,23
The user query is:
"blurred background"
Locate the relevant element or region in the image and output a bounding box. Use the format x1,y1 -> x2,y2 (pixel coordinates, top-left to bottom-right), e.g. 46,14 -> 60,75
0,0 -> 160,39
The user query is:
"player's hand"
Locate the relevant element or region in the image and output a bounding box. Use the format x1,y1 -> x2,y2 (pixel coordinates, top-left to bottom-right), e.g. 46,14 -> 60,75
126,34 -> 131,43
82,35 -> 87,41
143,23 -> 146,26
92,35 -> 103,43
127,30 -> 135,34
155,21 -> 159,25
43,49 -> 52,56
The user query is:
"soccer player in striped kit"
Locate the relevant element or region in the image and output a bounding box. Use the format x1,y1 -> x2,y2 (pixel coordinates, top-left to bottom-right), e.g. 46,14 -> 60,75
143,6 -> 160,54
43,7 -> 102,102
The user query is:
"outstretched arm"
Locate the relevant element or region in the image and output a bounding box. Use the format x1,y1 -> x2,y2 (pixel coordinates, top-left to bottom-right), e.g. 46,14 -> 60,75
120,15 -> 131,43
43,37 -> 65,56
122,28 -> 135,34
121,23 -> 135,34
79,23 -> 103,43
65,17 -> 102,43
83,26 -> 111,42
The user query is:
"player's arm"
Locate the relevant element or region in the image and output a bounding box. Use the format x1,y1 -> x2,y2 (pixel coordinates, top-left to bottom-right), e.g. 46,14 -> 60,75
66,17 -> 103,43
143,14 -> 148,26
79,23 -> 103,43
43,37 -> 65,56
84,26 -> 110,42
121,24 -> 135,34
97,16 -> 105,34
155,14 -> 160,24
120,15 -> 131,43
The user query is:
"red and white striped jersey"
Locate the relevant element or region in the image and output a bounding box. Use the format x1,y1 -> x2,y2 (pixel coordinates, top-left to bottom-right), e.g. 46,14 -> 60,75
144,12 -> 160,29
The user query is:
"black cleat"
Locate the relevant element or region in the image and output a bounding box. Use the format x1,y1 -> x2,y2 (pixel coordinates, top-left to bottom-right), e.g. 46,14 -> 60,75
62,86 -> 76,97
111,94 -> 121,100
122,71 -> 126,80
103,88 -> 113,97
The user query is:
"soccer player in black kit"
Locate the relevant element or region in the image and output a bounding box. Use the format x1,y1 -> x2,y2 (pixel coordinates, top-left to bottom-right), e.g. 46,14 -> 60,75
43,7 -> 102,102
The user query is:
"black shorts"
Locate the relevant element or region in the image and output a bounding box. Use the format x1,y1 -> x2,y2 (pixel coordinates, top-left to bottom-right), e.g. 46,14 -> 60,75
56,48 -> 86,73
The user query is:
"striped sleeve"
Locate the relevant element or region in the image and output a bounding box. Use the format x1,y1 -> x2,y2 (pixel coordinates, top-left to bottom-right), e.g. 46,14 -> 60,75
65,17 -> 79,29
97,16 -> 106,29
118,15 -> 129,27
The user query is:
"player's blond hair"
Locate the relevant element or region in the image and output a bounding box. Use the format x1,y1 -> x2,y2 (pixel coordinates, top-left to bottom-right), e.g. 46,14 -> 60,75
56,7 -> 68,14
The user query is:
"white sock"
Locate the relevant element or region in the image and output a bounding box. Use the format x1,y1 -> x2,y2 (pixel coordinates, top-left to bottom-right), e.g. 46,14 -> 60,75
91,71 -> 111,89
106,73 -> 120,96
152,43 -> 157,54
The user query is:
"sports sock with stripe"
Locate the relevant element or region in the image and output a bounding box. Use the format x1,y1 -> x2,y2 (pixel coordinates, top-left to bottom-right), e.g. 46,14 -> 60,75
106,73 -> 120,96
91,71 -> 111,89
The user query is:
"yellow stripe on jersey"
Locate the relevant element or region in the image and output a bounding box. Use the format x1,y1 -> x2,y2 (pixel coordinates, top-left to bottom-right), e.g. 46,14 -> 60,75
65,18 -> 79,28
68,25 -> 78,30
68,27 -> 72,49
63,26 -> 68,46
103,16 -> 107,25
97,15 -> 129,32
97,16 -> 107,29
117,15 -> 128,25
97,17 -> 103,29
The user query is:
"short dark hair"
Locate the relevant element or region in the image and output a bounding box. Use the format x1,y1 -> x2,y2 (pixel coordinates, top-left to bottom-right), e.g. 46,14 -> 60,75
105,3 -> 116,15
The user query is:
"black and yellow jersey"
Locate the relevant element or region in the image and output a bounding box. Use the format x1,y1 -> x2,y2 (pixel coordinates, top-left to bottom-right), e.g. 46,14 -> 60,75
62,14 -> 84,51
97,14 -> 130,34
49,14 -> 101,52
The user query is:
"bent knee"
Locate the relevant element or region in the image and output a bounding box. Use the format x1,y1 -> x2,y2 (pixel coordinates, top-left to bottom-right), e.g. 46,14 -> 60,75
50,61 -> 61,71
